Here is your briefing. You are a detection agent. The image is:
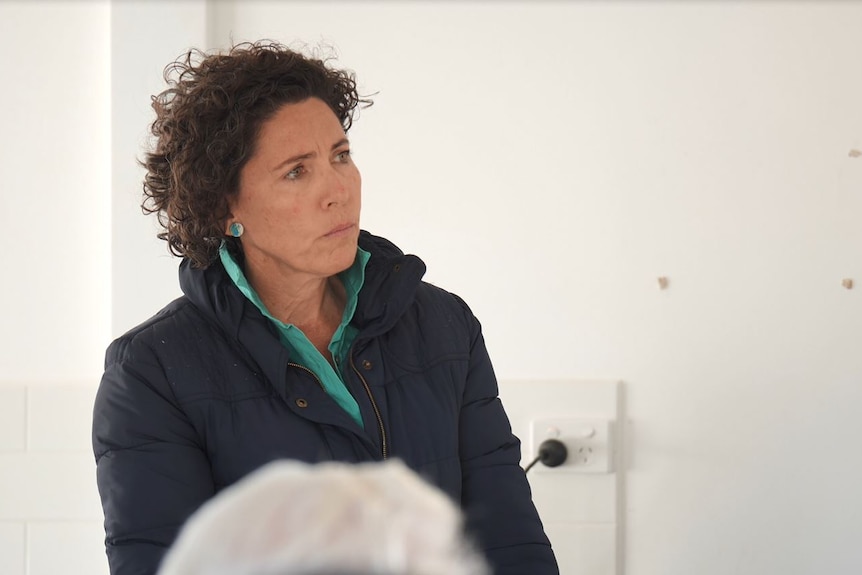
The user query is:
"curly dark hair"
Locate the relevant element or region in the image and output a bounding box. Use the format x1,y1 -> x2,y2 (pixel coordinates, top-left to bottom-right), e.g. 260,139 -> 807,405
141,40 -> 372,268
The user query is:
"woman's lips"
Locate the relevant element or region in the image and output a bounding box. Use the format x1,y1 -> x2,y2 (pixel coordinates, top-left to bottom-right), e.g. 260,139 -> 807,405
324,223 -> 355,237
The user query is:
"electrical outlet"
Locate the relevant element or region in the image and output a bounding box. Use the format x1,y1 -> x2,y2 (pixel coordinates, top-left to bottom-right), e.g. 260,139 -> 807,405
530,417 -> 615,474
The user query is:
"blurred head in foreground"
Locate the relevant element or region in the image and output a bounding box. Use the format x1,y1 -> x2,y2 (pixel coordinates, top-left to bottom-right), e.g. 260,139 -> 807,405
157,459 -> 489,575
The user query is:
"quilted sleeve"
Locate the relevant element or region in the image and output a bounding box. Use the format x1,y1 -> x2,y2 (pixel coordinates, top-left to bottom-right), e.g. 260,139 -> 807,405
454,296 -> 560,575
92,335 -> 215,575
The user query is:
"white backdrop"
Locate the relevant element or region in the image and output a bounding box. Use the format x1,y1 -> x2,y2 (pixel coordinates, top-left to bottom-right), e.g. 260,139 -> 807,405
2,1 -> 862,574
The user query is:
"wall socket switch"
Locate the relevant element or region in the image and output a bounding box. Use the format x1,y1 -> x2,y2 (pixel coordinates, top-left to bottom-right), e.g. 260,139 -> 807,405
530,417 -> 615,474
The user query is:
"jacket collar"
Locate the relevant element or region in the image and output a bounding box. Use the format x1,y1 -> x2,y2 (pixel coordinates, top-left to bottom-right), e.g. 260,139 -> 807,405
178,230 -> 426,345
353,231 -> 426,337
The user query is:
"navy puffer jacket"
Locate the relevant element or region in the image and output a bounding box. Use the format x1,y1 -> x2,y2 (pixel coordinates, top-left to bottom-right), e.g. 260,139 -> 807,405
92,231 -> 558,575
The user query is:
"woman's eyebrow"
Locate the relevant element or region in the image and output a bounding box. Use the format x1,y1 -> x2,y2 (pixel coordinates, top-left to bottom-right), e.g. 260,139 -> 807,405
270,151 -> 314,172
270,139 -> 351,172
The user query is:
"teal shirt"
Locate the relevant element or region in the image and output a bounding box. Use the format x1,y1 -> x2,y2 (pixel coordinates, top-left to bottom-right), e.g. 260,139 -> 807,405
219,244 -> 370,428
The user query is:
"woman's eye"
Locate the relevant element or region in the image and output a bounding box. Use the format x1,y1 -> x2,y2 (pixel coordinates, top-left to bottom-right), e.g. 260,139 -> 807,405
285,166 -> 304,180
335,150 -> 351,163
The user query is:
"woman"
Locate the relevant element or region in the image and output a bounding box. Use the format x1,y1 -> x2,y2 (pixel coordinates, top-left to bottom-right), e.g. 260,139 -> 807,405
92,41 -> 558,575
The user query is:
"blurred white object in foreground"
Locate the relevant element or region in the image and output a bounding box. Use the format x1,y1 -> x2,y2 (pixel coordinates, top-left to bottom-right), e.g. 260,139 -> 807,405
157,459 -> 489,575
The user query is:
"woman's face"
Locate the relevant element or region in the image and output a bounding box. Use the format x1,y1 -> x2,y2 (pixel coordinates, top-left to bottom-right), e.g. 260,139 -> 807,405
228,98 -> 361,281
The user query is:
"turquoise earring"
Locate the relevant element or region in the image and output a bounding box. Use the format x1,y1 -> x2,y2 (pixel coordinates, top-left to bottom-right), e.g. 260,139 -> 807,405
229,222 -> 244,238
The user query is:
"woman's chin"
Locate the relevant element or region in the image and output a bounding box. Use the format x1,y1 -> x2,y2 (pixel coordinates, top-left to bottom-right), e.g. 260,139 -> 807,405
325,242 -> 360,275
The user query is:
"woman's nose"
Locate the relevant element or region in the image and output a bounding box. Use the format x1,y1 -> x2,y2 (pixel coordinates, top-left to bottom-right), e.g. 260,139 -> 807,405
323,167 -> 351,207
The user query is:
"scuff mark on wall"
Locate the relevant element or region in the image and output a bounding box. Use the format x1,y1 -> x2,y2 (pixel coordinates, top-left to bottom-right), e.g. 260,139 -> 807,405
849,149 -> 862,158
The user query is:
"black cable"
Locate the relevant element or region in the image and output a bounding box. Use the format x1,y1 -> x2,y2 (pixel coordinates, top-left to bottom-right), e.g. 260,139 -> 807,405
524,439 -> 568,474
523,454 -> 543,473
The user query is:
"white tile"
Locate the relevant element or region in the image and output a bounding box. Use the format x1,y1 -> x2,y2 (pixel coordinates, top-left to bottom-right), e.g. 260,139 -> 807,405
499,379 -> 621,524
0,452 -> 102,521
529,472 -> 618,523
28,522 -> 109,575
544,522 -> 617,575
28,385 -> 97,451
0,386 -> 27,451
0,522 -> 25,575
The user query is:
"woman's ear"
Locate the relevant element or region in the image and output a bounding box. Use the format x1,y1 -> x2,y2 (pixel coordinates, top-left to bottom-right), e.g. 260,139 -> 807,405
223,205 -> 237,237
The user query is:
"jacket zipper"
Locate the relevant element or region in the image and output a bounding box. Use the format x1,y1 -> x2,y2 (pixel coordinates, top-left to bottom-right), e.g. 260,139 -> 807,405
287,362 -> 325,390
350,355 -> 388,460
289,360 -> 388,460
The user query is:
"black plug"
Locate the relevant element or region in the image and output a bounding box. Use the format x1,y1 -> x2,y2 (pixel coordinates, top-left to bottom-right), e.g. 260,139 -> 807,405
524,438 -> 568,473
538,439 -> 568,467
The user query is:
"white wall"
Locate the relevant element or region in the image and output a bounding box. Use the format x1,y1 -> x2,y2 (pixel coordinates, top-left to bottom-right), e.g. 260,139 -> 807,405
208,2 -> 862,573
0,1 -> 111,383
110,0 -> 207,334
2,1 -> 862,574
0,4 -> 111,573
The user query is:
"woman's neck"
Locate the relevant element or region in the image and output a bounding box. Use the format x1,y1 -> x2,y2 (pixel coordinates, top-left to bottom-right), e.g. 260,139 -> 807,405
246,262 -> 347,337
